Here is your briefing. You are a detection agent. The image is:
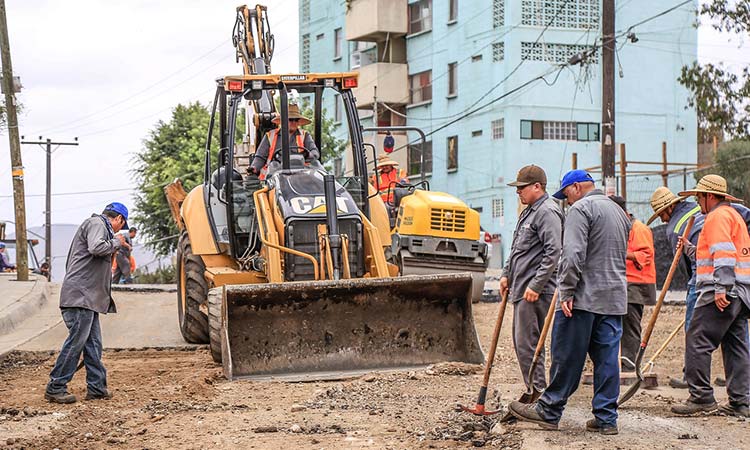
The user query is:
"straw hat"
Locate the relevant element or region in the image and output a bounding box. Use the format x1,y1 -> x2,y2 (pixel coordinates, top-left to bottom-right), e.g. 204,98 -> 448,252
271,103 -> 312,126
678,174 -> 743,203
646,186 -> 686,225
376,153 -> 399,168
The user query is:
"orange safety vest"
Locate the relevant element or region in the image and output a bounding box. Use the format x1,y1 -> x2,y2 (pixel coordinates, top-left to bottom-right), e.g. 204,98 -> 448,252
372,168 -> 407,204
260,129 -> 308,180
695,203 -> 750,291
626,219 -> 656,284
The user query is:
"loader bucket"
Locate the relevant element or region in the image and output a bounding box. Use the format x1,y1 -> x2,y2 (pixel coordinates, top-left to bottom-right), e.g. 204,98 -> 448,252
220,273 -> 484,381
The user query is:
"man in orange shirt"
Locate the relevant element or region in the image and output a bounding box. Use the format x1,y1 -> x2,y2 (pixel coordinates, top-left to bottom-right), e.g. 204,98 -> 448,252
371,154 -> 408,206
611,196 -> 656,373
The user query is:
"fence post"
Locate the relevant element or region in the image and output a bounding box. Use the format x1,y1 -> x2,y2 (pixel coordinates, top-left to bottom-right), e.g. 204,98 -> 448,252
572,152 -> 578,170
619,143 -> 627,202
661,141 -> 668,187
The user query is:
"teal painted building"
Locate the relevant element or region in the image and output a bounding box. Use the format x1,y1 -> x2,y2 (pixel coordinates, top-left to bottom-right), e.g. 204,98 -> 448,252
299,0 -> 698,258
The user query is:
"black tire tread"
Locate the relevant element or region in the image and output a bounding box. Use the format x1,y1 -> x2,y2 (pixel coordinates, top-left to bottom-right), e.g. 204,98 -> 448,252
207,287 -> 223,364
177,231 -> 209,344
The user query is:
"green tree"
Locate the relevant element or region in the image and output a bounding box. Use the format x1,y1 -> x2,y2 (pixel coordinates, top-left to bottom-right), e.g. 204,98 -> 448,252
710,140 -> 750,201
132,102 -> 217,256
678,1 -> 750,140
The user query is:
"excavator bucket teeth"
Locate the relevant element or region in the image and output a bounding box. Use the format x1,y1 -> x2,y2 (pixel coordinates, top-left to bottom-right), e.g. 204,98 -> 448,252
220,273 -> 484,381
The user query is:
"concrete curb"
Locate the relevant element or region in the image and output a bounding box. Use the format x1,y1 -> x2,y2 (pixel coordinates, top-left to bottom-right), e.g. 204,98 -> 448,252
0,275 -> 50,336
111,284 -> 177,293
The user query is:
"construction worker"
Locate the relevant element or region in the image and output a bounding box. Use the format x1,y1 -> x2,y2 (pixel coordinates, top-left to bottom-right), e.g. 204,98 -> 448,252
509,170 -> 630,435
0,242 -> 16,272
248,104 -> 320,179
112,227 -> 136,284
501,165 -> 563,394
372,154 -> 407,206
671,175 -> 750,417
46,202 -> 128,404
610,196 -> 656,372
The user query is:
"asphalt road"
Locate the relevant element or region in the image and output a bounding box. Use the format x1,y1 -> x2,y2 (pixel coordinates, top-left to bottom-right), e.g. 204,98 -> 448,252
18,289 -> 191,351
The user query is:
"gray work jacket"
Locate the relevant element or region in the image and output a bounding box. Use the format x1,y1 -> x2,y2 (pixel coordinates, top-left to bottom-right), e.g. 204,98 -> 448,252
250,129 -> 320,173
501,193 -> 563,302
557,189 -> 630,315
59,215 -> 122,314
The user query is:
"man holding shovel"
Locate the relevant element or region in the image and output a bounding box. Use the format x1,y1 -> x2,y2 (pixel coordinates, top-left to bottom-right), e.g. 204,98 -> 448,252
508,170 -> 630,435
671,175 -> 750,417
501,165 -> 563,395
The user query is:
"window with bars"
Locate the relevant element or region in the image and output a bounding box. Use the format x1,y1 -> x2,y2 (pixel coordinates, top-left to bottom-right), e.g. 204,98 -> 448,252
543,121 -> 577,141
409,70 -> 432,104
493,0 -> 504,28
492,198 -> 504,218
301,34 -> 310,73
449,0 -> 458,22
301,0 -> 310,24
491,118 -> 504,139
409,0 -> 432,34
521,42 -> 599,64
521,0 -> 599,29
492,42 -> 504,62
408,141 -> 433,176
447,62 -> 457,97
447,136 -> 458,172
334,28 -> 343,59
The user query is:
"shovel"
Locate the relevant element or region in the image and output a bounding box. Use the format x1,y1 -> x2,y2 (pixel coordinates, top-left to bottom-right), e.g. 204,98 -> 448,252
643,318 -> 685,374
460,291 -> 509,415
500,290 -> 558,423
618,216 -> 695,406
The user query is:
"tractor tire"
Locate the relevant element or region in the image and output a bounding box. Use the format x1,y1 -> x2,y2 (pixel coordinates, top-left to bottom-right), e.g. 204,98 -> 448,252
176,230 -> 209,344
207,287 -> 223,364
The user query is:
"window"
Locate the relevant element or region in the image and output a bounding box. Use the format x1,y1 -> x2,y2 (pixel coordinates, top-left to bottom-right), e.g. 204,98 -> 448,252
493,0 -> 504,28
334,94 -> 342,123
492,198 -> 504,218
316,33 -> 325,40
471,130 -> 483,137
577,122 -> 600,141
408,0 -> 432,35
491,118 -> 504,139
521,0 -> 599,29
447,136 -> 458,172
301,34 -> 310,73
301,0 -> 310,24
333,28 -> 342,59
408,141 -> 433,176
492,42 -> 504,62
471,54 -> 483,62
449,0 -> 458,22
447,62 -> 457,97
409,70 -> 432,104
521,42 -> 599,64
543,121 -> 577,141
520,120 -> 544,140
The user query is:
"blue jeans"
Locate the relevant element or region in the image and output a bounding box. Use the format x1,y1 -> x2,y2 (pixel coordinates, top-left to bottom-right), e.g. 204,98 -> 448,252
46,308 -> 107,395
537,310 -> 623,426
684,284 -> 697,331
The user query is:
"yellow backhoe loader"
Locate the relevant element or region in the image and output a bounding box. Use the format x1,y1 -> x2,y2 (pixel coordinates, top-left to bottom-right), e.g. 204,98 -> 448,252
163,5 -> 483,381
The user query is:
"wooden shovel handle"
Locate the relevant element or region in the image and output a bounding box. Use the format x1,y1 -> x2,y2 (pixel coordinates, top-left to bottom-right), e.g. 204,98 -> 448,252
481,291 -> 509,387
529,290 -> 559,369
640,216 -> 695,347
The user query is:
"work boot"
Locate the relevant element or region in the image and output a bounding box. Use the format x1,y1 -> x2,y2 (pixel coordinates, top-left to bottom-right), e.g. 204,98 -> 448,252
585,418 -> 619,435
507,401 -> 558,430
718,403 -> 750,418
671,400 -> 718,416
668,376 -> 689,389
45,391 -> 77,404
85,389 -> 113,400
713,377 -> 726,387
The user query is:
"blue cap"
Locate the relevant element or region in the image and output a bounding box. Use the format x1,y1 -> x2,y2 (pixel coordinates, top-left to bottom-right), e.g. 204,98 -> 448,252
552,170 -> 595,200
0,242 -> 5,248
104,202 -> 129,229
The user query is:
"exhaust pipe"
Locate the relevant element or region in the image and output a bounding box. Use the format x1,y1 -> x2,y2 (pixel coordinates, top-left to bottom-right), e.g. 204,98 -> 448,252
323,174 -> 342,280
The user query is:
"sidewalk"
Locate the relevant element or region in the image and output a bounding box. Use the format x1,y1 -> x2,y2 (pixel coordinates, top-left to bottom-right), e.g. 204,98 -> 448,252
0,273 -> 58,358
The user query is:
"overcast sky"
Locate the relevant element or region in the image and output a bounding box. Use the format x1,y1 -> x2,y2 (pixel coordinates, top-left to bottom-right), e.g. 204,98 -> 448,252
0,0 -> 747,235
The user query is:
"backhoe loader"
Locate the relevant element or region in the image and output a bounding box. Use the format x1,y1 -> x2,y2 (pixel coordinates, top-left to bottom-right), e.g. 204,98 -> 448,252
163,5 -> 483,381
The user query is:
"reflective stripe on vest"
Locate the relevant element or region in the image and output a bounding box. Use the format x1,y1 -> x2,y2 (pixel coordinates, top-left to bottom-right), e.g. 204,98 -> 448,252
695,204 -> 750,290
674,205 -> 701,235
260,129 -> 307,180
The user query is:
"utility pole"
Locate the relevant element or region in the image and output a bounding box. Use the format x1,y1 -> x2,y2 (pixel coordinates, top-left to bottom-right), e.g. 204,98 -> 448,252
601,0 -> 616,196
0,0 -> 28,281
20,136 -> 79,280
